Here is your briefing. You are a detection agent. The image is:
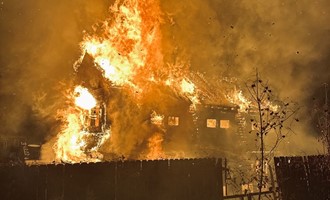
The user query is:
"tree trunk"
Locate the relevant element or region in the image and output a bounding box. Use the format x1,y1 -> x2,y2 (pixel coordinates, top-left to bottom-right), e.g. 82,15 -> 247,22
258,132 -> 264,200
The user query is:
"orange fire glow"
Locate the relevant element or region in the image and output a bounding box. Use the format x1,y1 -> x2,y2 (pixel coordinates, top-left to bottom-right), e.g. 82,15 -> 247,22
181,79 -> 195,94
76,0 -> 203,111
146,132 -> 165,160
78,0 -> 163,92
150,111 -> 164,127
54,86 -> 110,163
226,90 -> 251,112
55,0 -> 166,162
74,86 -> 97,110
226,89 -> 279,112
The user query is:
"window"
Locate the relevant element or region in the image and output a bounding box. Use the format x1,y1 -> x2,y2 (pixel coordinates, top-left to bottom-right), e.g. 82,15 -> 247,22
220,120 -> 230,129
206,119 -> 217,128
168,116 -> 179,126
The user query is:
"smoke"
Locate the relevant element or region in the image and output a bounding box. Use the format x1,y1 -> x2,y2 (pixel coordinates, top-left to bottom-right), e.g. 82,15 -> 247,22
160,0 -> 330,154
0,0 -> 112,142
161,0 -> 330,98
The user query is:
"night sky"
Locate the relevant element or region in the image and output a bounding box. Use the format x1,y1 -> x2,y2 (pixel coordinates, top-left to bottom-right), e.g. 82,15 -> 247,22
0,0 -> 329,155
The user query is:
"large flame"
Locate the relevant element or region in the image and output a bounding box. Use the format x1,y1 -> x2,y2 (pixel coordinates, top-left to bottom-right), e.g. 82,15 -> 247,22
146,132 -> 165,159
79,0 -> 162,92
54,0 -> 164,162
181,79 -> 195,94
78,0 -> 201,103
74,86 -> 97,110
54,86 -> 110,163
180,78 -> 200,108
226,89 -> 279,112
226,90 -> 251,112
54,113 -> 90,162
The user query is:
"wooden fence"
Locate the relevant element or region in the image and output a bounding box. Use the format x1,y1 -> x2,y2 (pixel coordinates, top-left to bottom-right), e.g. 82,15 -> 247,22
0,158 -> 223,200
274,155 -> 330,200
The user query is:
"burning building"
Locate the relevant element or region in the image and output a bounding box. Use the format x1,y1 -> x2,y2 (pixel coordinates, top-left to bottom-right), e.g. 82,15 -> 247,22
49,48 -> 247,163
2,0 -> 330,199
29,0 -> 256,163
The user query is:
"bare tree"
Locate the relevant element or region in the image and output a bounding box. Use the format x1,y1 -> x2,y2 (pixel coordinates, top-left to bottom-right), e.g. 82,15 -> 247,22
245,72 -> 299,200
314,83 -> 330,154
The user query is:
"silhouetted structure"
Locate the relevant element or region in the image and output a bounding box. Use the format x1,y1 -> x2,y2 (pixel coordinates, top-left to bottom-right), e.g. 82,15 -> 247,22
274,155 -> 330,200
0,158 -> 223,200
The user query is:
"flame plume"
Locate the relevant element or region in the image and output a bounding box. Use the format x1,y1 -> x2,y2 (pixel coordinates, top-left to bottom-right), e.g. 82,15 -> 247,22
150,111 -> 165,127
55,0 -> 167,162
74,86 -> 97,110
54,86 -> 110,163
146,132 -> 165,159
79,0 -> 163,92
